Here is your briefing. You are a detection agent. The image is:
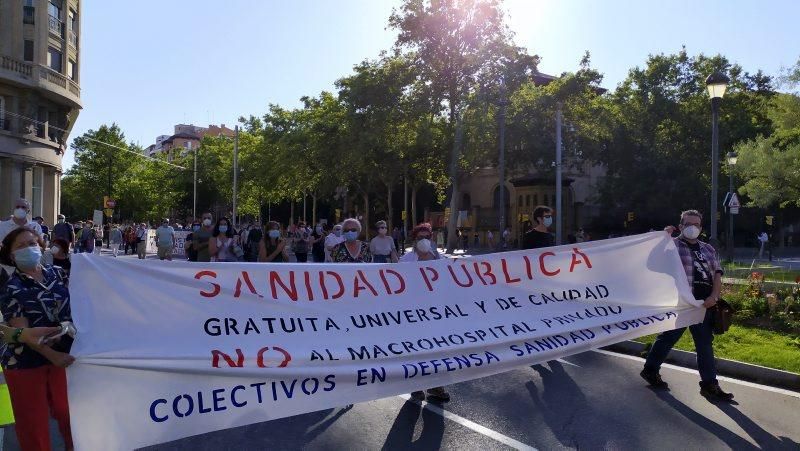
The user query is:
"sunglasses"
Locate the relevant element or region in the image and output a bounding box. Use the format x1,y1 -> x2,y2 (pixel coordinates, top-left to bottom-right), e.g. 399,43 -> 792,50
417,234 -> 431,239
344,228 -> 358,233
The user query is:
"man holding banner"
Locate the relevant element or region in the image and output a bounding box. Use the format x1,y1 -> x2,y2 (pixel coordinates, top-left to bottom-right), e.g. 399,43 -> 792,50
640,210 -> 734,402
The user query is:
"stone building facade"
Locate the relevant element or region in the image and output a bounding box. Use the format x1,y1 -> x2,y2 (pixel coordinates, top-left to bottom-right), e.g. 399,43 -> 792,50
0,0 -> 81,224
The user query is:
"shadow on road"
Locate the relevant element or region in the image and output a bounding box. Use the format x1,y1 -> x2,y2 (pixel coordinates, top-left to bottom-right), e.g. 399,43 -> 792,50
653,391 -> 758,450
381,399 -> 444,450
526,360 -> 630,449
714,402 -> 800,450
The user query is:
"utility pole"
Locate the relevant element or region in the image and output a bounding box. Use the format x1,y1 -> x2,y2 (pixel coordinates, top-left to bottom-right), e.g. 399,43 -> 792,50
232,125 -> 239,227
191,141 -> 197,219
555,103 -> 563,245
497,80 -> 507,249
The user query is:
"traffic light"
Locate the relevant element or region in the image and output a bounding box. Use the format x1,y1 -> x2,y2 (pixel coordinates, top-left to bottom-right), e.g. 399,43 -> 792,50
627,212 -> 634,222
766,215 -> 774,226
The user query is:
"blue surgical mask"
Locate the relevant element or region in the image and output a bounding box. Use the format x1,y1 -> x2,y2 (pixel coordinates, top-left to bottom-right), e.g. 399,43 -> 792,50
13,246 -> 42,270
219,225 -> 229,233
192,225 -> 201,231
344,231 -> 358,242
269,230 -> 280,239
543,217 -> 553,228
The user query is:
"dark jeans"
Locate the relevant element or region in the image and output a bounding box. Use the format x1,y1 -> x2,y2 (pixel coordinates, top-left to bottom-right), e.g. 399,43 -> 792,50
644,309 -> 717,384
373,254 -> 390,263
295,252 -> 308,263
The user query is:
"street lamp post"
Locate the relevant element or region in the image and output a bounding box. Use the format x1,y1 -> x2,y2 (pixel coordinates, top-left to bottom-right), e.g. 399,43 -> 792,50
497,80 -> 507,247
706,71 -> 730,246
727,151 -> 738,261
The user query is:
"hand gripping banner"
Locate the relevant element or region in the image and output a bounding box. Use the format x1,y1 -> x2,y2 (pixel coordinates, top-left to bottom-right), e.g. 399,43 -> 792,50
67,232 -> 703,450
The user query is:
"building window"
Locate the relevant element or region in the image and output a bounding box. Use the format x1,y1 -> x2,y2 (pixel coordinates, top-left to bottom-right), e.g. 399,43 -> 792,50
525,194 -> 531,207
68,59 -> 76,79
47,47 -> 62,72
32,167 -> 44,218
23,1 -> 35,24
49,1 -> 64,37
543,194 -> 549,206
533,194 -> 538,205
0,97 -> 5,130
68,9 -> 78,47
517,195 -> 523,207
24,40 -> 34,61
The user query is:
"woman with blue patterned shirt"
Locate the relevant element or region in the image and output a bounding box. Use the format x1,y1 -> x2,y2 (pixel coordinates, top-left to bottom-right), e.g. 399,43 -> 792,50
0,227 -> 75,450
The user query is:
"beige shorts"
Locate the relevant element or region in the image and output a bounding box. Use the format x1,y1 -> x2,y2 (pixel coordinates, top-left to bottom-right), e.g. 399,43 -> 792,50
157,245 -> 172,259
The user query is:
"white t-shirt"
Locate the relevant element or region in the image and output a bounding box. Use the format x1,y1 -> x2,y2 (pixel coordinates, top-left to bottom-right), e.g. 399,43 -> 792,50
0,218 -> 43,243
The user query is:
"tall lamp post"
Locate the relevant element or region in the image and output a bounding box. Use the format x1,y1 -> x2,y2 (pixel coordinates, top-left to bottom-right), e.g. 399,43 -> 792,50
726,151 -> 738,261
497,80 -> 507,247
705,71 -> 730,245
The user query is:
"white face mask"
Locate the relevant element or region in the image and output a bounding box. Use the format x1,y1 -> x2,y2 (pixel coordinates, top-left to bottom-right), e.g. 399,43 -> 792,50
682,225 -> 701,240
203,219 -> 212,227
51,246 -> 61,254
416,239 -> 432,253
13,208 -> 27,219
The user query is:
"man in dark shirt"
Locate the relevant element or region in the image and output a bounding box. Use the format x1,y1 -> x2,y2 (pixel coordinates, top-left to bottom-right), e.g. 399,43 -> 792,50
52,215 -> 75,250
640,209 -> 733,402
522,206 -> 555,249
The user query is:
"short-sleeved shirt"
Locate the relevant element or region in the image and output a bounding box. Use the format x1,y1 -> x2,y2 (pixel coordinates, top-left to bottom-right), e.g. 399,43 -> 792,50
331,241 -> 372,263
675,237 -> 723,300
156,225 -> 175,247
369,235 -> 396,256
0,266 -> 72,370
0,219 -> 43,243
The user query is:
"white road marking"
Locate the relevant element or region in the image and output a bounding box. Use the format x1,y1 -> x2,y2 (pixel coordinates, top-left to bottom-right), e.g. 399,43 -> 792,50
556,358 -> 580,368
592,349 -> 800,399
397,394 -> 538,451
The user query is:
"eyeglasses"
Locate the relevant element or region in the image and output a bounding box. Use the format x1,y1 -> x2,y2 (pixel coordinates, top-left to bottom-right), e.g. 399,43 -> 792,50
15,206 -> 27,209
378,227 -> 387,230
344,228 -> 358,233
417,234 -> 431,239
543,215 -> 552,218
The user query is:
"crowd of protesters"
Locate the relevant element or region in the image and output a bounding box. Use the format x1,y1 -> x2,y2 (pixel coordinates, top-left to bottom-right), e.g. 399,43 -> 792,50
0,198 -> 739,449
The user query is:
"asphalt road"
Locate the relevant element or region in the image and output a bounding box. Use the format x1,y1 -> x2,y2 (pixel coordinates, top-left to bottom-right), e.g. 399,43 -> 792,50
4,349 -> 798,450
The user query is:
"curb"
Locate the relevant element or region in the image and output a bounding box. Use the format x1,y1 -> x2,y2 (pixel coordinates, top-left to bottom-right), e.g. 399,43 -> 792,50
602,340 -> 800,392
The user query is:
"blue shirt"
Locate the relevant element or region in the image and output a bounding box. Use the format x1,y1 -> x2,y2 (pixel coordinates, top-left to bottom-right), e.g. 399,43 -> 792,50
0,266 -> 72,370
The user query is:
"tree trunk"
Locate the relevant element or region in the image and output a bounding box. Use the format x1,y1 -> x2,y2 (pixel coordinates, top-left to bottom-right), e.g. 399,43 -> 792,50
411,183 -> 418,228
363,192 -> 370,241
290,201 -> 295,226
446,111 -> 463,253
312,194 -> 317,226
386,181 -> 393,231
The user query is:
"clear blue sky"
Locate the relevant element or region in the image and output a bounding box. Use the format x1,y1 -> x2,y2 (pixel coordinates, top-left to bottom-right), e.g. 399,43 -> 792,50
65,0 -> 800,170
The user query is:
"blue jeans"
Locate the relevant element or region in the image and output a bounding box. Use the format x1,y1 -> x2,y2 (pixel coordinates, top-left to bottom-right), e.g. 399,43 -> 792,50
644,309 -> 717,384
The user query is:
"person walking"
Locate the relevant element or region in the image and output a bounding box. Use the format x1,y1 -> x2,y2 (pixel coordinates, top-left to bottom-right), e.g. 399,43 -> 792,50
80,221 -> 97,254
51,215 -> 74,252
258,221 -> 289,263
311,223 -> 327,263
291,221 -> 311,263
135,223 -> 148,259
522,206 -> 555,249
757,231 -> 769,259
155,219 -> 176,261
640,209 -> 734,402
0,227 -> 75,450
369,220 -> 398,263
399,222 -> 450,402
109,224 -> 123,257
192,213 -> 215,263
209,217 -> 239,262
0,199 -> 44,246
330,218 -> 371,263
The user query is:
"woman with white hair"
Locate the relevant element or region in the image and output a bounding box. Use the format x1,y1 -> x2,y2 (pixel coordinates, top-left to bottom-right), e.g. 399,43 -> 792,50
330,218 -> 372,263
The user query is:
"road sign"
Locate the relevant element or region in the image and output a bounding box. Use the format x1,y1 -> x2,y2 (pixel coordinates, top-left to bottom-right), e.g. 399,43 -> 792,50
401,210 -> 407,221
727,192 -> 740,208
104,196 -> 116,209
730,207 -> 739,215
627,212 -> 634,222
104,209 -> 114,218
766,215 -> 774,226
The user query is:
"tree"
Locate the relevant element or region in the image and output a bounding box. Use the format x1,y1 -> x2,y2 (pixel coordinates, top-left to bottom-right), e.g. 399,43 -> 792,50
389,0 -> 535,250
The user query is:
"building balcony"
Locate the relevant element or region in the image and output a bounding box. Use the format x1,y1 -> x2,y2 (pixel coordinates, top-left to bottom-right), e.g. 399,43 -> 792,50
49,15 -> 64,38
0,55 -> 81,108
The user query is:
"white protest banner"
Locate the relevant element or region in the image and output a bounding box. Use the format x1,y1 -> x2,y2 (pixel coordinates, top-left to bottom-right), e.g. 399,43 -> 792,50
67,232 -> 703,450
